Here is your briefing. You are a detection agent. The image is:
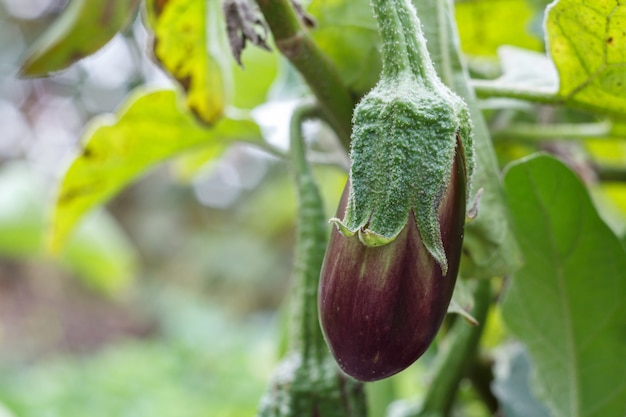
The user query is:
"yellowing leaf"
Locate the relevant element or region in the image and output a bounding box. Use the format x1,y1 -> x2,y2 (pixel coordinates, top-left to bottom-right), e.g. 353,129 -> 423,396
49,88 -> 261,252
146,0 -> 228,124
20,0 -> 140,77
547,0 -> 626,116
455,0 -> 542,57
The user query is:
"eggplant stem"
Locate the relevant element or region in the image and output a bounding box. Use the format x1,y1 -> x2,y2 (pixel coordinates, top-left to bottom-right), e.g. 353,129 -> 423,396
286,101 -> 329,362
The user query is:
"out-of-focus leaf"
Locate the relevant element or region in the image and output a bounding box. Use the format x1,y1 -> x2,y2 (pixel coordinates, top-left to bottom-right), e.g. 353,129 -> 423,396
494,46 -> 559,92
0,164 -> 46,256
19,0 -> 140,77
0,164 -> 137,295
63,210 -> 137,296
447,278 -> 478,325
0,402 -> 16,417
0,301 -> 272,417
492,344 -> 552,417
546,0 -> 626,116
232,46 -> 278,109
145,0 -> 228,124
455,0 -> 542,56
502,154 -> 626,417
308,0 -> 381,95
48,88 -> 262,253
171,144 -> 227,182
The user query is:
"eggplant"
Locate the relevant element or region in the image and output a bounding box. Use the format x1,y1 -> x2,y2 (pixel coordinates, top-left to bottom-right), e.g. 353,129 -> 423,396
318,143 -> 466,382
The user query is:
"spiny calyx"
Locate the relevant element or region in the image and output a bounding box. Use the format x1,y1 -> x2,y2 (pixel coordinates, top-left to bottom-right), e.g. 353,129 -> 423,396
331,0 -> 473,275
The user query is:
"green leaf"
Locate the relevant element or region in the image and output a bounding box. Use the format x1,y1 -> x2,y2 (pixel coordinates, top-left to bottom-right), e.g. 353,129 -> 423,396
502,154 -> 626,417
455,0 -> 543,57
48,88 -> 262,253
546,0 -> 626,116
19,0 -> 140,77
308,0 -> 381,94
145,0 -> 228,124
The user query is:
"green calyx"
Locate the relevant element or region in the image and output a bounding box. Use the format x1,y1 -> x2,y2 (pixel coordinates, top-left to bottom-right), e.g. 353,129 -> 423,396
333,0 -> 474,275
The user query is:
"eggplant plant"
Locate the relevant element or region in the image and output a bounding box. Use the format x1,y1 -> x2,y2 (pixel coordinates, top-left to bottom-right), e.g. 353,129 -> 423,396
11,0 -> 626,415
318,0 -> 472,382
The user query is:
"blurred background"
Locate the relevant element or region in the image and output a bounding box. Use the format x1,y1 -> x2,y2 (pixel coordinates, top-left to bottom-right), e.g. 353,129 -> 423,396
4,0 -> 625,416
0,1 -> 346,415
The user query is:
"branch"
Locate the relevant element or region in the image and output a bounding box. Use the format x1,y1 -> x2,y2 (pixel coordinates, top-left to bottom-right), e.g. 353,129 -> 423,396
492,121 -> 612,142
255,0 -> 355,150
471,80 -> 562,105
594,164 -> 626,183
466,355 -> 499,415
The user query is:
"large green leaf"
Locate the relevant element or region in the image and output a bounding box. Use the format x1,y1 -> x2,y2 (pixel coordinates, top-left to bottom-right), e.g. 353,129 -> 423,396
145,0 -> 228,124
19,0 -> 140,77
308,0 -> 381,95
455,0 -> 542,56
502,154 -> 626,417
546,0 -> 626,116
49,88 -> 262,252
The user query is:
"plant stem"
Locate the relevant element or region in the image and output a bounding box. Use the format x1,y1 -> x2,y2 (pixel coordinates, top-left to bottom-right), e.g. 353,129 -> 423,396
417,279 -> 492,416
594,164 -> 626,183
466,356 -> 499,414
287,102 -> 329,361
255,0 -> 354,150
471,79 -> 562,105
370,0 -> 438,84
492,121 -> 612,142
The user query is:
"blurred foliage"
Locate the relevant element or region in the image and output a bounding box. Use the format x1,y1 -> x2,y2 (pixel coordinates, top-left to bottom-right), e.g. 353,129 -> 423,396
19,0 -> 140,76
48,88 -> 262,253
0,289 -> 275,417
1,0 -> 626,416
308,0 -> 381,95
455,0 -> 543,57
0,163 -> 137,295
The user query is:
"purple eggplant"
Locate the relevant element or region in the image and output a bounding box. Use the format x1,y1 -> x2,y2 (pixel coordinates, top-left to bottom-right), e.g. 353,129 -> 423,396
318,143 -> 467,382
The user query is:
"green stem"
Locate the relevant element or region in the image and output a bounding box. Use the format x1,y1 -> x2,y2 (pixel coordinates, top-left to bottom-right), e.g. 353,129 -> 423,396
594,164 -> 626,182
471,79 -> 562,105
370,0 -> 439,84
492,121 -> 612,142
466,356 -> 499,414
474,80 -> 626,118
417,279 -> 492,416
255,0 -> 354,150
287,102 -> 329,361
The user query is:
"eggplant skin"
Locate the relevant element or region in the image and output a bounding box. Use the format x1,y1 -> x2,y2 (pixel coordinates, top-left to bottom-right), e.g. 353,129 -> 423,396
318,147 -> 466,382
